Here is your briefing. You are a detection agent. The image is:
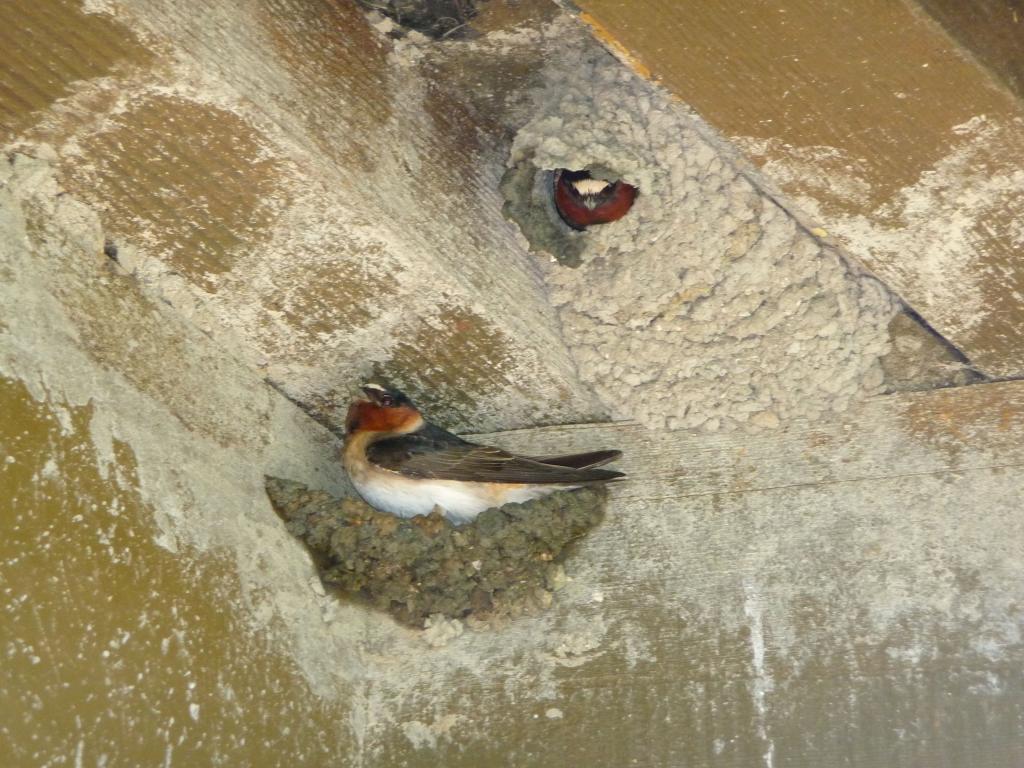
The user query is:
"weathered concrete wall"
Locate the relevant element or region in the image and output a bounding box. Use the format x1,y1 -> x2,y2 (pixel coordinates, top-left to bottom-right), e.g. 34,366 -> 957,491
1,150 -> 361,764
3,1 -> 1022,766
2,0 -> 603,434
470,389 -> 1024,768
5,148 -> 1021,762
6,149 -> 1022,765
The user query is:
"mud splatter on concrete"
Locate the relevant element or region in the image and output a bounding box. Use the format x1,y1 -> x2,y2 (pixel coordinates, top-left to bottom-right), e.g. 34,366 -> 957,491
879,312 -> 980,393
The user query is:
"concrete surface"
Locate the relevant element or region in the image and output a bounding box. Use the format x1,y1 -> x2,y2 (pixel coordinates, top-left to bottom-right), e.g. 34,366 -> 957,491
1,147 -> 360,765
916,0 -> 1024,101
2,0 -> 1022,766
471,381 -> 1024,768
575,0 -> 1024,379
1,0 -> 605,435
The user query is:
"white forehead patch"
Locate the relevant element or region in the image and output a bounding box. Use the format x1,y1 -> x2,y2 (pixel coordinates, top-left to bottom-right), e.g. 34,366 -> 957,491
362,382 -> 387,392
572,178 -> 612,196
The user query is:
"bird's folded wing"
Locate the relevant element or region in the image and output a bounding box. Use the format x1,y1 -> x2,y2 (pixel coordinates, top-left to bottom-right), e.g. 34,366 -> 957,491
367,435 -> 624,484
526,449 -> 622,470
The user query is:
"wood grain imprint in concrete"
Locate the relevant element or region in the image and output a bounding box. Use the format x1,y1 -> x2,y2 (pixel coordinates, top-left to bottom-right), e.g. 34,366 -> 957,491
68,95 -> 287,292
0,0 -> 151,141
0,376 -> 352,766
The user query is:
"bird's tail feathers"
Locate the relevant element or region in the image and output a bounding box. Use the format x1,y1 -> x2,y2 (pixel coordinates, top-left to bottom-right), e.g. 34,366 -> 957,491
529,449 -> 622,471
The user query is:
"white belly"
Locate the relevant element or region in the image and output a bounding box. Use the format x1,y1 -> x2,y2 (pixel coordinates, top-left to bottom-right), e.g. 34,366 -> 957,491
342,434 -> 573,524
351,471 -> 557,525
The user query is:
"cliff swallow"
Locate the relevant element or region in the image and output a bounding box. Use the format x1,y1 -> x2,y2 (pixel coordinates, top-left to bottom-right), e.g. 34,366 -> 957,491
342,384 -> 625,524
553,169 -> 638,231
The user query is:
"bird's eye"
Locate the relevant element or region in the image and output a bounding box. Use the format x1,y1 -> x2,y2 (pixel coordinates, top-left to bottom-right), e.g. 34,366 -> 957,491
380,395 -> 394,407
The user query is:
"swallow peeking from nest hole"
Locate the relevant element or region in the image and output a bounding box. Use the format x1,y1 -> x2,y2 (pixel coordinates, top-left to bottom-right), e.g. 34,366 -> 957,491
553,169 -> 638,231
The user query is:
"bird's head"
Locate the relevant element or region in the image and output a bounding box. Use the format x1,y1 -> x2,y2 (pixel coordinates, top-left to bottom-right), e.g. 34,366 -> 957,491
553,169 -> 638,229
345,383 -> 425,436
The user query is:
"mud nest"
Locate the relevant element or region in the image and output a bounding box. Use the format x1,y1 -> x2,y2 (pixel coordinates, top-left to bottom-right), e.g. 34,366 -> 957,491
500,160 -> 634,267
500,161 -> 585,267
266,477 -> 607,627
359,0 -> 479,38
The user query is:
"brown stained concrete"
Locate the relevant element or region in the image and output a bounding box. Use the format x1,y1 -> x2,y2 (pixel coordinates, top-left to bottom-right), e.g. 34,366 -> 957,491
64,95 -> 286,292
2,148 -> 366,765
0,0 -> 152,141
576,0 -> 1011,208
384,304 -> 520,416
260,250 -> 400,341
470,0 -> 559,35
258,0 -> 393,173
8,0 -> 603,435
899,376 -> 1024,460
574,0 -> 1024,377
0,377 -> 352,766
12,152 -> 271,452
917,0 -> 1024,101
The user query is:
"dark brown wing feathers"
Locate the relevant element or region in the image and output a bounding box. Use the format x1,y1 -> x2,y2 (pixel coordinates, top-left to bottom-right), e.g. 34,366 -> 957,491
366,429 -> 624,485
526,449 -> 622,470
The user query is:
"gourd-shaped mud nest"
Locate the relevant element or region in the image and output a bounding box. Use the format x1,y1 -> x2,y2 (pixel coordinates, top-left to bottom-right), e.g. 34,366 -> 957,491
266,478 -> 608,627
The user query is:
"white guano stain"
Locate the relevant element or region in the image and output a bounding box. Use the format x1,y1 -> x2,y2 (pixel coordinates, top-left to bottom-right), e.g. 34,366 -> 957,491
743,579 -> 776,768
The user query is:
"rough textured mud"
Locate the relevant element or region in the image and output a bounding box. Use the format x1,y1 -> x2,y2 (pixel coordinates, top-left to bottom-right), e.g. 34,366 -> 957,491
507,25 -> 898,431
500,162 -> 586,267
358,0 -> 479,38
879,311 -> 982,393
266,478 -> 606,627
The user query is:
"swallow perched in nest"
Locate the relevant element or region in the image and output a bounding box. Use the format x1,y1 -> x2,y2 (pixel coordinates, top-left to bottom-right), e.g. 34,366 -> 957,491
552,169 -> 638,231
342,384 -> 625,524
